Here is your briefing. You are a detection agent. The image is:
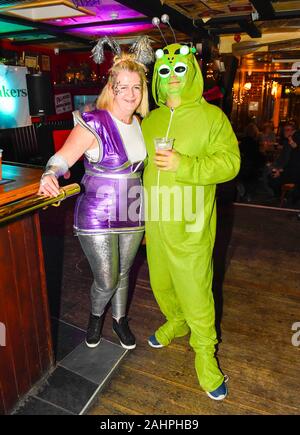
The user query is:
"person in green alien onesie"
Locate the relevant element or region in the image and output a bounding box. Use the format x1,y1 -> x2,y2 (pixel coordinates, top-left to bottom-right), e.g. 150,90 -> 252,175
141,43 -> 240,401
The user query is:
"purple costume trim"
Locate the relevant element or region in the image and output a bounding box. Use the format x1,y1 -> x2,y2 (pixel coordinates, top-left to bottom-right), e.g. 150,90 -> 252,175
73,109 -> 145,234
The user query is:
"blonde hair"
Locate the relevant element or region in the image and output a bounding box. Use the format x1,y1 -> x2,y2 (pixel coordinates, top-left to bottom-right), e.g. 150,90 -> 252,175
96,54 -> 149,118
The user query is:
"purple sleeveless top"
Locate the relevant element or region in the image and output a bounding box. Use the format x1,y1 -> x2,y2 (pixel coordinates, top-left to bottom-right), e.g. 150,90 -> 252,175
73,109 -> 145,234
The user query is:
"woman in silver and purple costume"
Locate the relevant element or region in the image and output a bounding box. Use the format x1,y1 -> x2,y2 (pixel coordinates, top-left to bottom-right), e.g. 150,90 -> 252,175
38,54 -> 149,350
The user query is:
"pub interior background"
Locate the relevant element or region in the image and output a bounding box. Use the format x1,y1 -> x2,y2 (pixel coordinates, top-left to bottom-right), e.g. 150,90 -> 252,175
1,2 -> 300,208
1,0 -> 300,416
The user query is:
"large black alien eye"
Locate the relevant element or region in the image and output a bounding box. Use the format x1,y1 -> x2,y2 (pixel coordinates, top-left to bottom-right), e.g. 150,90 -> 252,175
158,64 -> 171,78
174,66 -> 186,73
174,62 -> 188,77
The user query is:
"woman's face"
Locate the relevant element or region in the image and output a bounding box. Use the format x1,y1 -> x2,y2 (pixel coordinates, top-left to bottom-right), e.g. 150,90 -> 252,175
111,70 -> 142,116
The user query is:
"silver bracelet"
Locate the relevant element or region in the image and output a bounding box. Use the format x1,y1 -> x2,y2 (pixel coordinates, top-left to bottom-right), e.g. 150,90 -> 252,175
44,154 -> 69,178
41,169 -> 57,179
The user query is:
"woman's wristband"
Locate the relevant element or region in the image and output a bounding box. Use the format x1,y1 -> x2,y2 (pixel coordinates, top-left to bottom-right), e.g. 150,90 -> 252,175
44,154 -> 69,178
41,169 -> 57,179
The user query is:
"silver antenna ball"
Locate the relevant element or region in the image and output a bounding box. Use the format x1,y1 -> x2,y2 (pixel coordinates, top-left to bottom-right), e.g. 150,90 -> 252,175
161,14 -> 170,24
152,17 -> 161,26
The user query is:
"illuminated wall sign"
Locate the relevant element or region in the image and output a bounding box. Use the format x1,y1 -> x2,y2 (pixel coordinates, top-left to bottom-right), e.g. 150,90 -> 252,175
249,101 -> 259,112
54,92 -> 72,114
0,65 -> 31,129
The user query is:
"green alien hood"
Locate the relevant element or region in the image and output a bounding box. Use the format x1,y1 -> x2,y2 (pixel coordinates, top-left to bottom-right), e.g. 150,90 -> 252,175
152,43 -> 204,107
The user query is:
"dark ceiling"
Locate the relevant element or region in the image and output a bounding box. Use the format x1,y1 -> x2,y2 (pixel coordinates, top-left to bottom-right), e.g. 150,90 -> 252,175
0,0 -> 299,53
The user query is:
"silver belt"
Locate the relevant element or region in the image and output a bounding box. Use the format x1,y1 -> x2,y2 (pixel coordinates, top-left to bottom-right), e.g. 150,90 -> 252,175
85,169 -> 142,179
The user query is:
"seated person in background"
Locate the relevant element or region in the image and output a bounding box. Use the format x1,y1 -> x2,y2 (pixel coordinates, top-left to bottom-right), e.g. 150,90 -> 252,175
259,122 -> 277,155
268,121 -> 300,200
238,122 -> 265,198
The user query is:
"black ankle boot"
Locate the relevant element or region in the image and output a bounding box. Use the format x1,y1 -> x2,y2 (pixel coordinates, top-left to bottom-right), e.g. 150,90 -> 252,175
113,317 -> 136,350
85,313 -> 104,348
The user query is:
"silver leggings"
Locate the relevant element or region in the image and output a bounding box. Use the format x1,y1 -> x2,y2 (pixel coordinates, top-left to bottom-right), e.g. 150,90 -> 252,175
78,232 -> 143,319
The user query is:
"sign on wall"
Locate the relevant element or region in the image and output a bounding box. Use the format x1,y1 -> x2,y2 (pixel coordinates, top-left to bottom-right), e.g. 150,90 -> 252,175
41,55 -> 50,72
24,56 -> 37,69
0,65 -> 31,129
54,92 -> 72,114
249,101 -> 259,112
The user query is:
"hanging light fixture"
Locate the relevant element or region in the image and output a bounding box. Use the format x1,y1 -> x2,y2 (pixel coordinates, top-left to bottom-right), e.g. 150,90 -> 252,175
244,81 -> 252,91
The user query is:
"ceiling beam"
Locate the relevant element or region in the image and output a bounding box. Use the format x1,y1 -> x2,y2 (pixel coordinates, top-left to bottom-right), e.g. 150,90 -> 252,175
0,29 -> 38,38
238,20 -> 262,38
115,0 -> 209,39
11,37 -> 88,47
211,27 -> 242,35
12,37 -> 65,46
203,15 -> 251,26
62,16 -> 151,30
250,0 -> 275,20
270,38 -> 300,51
205,9 -> 300,27
275,10 -> 300,19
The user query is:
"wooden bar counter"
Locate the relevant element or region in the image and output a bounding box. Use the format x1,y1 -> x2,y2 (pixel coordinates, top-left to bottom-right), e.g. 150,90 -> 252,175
0,164 -> 57,414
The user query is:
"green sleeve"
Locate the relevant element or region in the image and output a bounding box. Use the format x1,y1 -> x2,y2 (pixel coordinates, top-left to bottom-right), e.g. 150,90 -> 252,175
175,112 -> 240,186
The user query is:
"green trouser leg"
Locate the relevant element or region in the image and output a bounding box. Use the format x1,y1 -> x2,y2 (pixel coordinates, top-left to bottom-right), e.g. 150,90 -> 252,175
146,223 -> 224,393
146,225 -> 190,345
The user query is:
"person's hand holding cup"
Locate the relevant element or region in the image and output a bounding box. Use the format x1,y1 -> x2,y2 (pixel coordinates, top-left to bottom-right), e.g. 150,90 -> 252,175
154,137 -> 180,172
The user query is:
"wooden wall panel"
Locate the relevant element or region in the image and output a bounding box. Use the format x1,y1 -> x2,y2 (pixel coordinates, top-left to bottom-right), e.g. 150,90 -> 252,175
0,212 -> 53,415
0,384 -> 5,415
0,225 -> 26,413
7,219 -> 41,388
23,214 -> 53,374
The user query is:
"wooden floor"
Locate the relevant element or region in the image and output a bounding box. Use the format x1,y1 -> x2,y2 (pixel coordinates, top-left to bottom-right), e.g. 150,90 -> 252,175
40,201 -> 300,415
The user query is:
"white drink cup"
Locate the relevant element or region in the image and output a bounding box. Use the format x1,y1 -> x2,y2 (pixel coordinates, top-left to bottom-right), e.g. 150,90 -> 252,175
154,137 -> 174,151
